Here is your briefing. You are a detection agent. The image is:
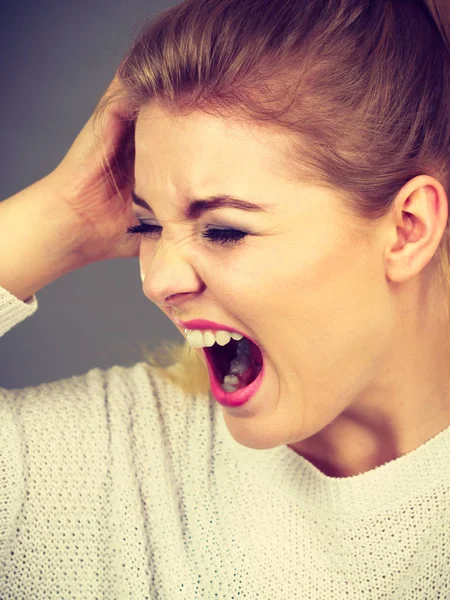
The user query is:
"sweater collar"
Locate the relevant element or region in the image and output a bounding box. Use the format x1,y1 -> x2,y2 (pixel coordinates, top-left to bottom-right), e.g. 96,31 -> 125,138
214,398 -> 450,517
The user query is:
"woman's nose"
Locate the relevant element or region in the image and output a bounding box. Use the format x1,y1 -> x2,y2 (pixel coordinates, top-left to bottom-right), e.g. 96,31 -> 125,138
139,242 -> 205,310
140,260 -> 146,284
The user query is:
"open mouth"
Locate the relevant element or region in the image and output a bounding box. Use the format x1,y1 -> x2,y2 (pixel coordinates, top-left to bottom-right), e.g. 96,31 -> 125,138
205,337 -> 263,389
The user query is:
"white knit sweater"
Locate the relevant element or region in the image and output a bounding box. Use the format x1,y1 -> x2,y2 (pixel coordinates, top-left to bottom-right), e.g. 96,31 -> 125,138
0,284 -> 449,599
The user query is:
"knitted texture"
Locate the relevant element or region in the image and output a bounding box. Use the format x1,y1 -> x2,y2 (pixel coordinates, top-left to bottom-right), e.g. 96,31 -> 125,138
0,284 -> 449,599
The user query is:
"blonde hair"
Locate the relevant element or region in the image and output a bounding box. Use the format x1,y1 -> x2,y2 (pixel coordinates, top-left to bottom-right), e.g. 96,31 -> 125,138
94,0 -> 450,396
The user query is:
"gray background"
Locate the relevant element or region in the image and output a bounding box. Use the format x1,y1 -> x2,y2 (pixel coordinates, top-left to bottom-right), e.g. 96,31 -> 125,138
0,0 -> 184,389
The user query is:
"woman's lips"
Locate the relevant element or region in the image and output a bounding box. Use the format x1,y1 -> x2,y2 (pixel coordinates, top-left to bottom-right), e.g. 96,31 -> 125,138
202,345 -> 266,407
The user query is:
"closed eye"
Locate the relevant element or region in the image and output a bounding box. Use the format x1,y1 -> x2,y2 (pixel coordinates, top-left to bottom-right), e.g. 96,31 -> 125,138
126,221 -> 248,246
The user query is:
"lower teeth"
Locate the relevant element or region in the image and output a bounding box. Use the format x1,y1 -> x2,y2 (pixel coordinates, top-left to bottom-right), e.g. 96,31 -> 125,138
220,339 -> 255,392
222,384 -> 240,393
222,374 -> 242,393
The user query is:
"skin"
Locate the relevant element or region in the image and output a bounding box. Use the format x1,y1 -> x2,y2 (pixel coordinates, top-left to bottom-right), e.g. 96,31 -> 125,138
134,99 -> 450,478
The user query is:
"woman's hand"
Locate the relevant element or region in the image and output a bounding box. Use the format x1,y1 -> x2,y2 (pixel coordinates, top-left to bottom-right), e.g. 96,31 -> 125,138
0,75 -> 144,302
46,75 -> 141,265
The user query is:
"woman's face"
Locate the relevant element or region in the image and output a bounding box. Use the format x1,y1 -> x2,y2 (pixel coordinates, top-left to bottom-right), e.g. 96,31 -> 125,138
133,100 -> 407,455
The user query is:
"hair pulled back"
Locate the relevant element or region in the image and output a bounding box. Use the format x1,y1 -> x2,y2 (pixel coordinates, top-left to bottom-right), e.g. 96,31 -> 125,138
96,0 -> 450,396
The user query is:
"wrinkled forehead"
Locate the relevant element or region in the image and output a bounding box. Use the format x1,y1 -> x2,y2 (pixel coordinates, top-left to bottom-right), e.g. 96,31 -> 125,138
134,101 -> 297,189
133,102 -> 350,230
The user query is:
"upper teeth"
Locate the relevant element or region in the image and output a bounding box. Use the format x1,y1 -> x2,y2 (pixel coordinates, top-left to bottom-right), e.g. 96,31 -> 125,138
185,328 -> 244,348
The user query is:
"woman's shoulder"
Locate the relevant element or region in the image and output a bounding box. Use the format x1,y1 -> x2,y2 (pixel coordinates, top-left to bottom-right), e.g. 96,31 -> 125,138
3,360 -> 214,445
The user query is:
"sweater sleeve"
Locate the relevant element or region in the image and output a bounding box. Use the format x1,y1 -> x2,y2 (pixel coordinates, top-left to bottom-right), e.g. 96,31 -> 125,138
0,286 -> 40,561
0,287 -> 33,559
0,285 -> 38,337
0,285 -> 103,568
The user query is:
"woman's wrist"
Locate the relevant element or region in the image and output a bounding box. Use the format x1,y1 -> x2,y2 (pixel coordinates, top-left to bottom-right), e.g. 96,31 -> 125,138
0,175 -> 86,301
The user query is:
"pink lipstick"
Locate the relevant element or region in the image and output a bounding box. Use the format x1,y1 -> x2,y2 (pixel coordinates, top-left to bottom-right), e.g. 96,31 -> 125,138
173,318 -> 265,408
202,346 -> 265,408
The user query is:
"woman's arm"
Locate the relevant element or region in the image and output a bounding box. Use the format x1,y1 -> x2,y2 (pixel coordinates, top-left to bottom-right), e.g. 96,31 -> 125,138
0,176 -> 87,302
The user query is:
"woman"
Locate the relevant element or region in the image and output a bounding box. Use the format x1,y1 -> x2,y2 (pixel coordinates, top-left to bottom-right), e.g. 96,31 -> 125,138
1,0 -> 449,597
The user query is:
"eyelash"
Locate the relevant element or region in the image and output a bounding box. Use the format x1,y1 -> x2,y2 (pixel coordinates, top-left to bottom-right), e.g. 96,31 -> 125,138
127,222 -> 248,246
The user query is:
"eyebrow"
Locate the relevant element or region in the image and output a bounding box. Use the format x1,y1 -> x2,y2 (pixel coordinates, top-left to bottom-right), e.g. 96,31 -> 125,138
131,187 -> 273,219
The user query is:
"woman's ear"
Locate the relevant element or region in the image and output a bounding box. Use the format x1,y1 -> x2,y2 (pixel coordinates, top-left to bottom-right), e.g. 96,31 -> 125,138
384,175 -> 448,284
